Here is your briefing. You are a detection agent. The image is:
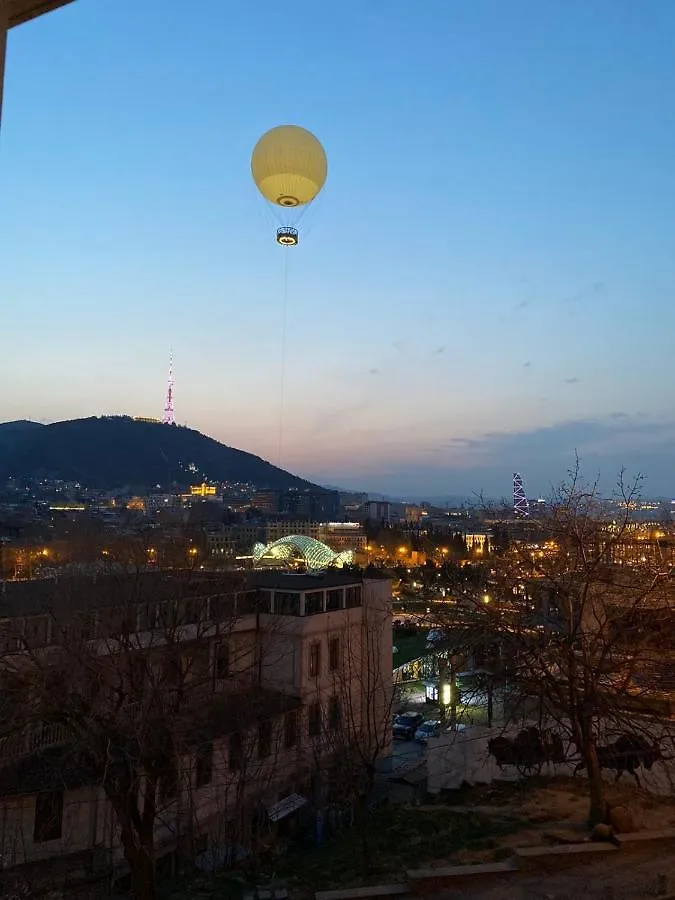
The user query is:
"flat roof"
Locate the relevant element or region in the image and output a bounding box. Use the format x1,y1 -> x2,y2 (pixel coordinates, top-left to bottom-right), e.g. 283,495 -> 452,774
250,570 -> 364,591
9,0 -> 75,29
0,569 -> 249,618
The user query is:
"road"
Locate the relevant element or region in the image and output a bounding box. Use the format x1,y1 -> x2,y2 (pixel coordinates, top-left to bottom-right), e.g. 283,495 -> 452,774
392,738 -> 425,763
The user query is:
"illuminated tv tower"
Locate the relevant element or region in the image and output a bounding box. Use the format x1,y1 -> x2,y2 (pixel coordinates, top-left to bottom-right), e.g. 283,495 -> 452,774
163,353 -> 175,426
513,472 -> 530,519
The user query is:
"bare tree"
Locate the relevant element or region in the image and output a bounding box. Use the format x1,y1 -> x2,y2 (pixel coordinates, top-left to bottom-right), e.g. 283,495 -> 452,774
0,568 -> 256,899
318,588 -> 394,871
439,465 -> 675,824
182,688 -> 302,880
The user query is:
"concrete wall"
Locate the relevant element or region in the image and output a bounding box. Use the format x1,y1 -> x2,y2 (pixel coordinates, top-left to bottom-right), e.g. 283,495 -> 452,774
0,576 -> 393,880
0,785 -> 97,867
427,722 -> 675,797
0,714 -> 307,874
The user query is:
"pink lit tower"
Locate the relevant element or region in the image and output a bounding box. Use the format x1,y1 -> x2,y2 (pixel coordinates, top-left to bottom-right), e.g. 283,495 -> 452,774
163,353 -> 176,426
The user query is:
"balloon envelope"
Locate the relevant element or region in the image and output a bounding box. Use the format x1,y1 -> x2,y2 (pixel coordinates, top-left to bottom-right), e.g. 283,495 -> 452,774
251,125 -> 327,208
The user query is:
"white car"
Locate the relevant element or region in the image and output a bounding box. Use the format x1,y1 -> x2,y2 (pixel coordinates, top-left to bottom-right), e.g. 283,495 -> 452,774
414,719 -> 442,743
425,629 -> 446,647
444,722 -> 467,735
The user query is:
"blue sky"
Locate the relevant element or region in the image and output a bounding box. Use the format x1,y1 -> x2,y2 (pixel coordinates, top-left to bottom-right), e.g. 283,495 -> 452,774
2,0 -> 675,499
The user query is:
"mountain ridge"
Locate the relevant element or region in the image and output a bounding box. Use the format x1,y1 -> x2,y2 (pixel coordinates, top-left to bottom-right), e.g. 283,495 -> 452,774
0,416 -> 321,492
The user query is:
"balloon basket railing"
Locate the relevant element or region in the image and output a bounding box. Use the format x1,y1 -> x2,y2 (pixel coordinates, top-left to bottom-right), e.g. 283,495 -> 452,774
276,227 -> 299,246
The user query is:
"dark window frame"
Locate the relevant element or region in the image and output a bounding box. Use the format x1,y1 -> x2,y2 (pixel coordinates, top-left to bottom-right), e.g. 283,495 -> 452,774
229,732 -> 244,771
304,591 -> 324,616
215,643 -> 230,680
195,741 -> 214,788
33,790 -> 63,843
308,702 -> 322,737
309,642 -> 321,678
258,720 -> 273,759
326,589 -> 342,611
329,696 -> 341,732
329,637 -> 340,672
284,709 -> 298,748
159,764 -> 178,804
346,586 -> 363,608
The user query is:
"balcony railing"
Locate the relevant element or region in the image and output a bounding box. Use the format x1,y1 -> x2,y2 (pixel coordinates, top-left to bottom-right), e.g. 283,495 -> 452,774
0,720 -> 69,764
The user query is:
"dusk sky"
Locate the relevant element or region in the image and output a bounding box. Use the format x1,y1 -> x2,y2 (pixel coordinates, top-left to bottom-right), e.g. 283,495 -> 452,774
2,0 -> 675,499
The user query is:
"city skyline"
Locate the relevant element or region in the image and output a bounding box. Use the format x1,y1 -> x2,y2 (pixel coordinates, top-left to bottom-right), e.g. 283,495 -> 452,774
2,0 -> 675,496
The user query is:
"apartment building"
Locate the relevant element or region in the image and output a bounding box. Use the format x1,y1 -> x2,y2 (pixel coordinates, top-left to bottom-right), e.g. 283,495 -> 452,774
206,522 -> 367,561
205,524 -> 264,558
0,569 -> 392,897
264,522 -> 366,554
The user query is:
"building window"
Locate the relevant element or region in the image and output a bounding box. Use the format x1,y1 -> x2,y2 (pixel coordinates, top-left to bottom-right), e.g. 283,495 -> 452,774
257,590 -> 273,614
329,697 -> 341,732
33,791 -> 63,843
128,656 -> 146,701
159,765 -> 178,804
284,710 -> 298,748
258,721 -> 272,759
304,591 -> 324,615
194,834 -> 209,856
327,589 -> 342,611
165,656 -> 182,688
23,615 -> 49,647
329,637 -> 340,672
215,644 -> 230,680
308,702 -> 322,737
275,591 -> 301,616
195,742 -> 213,788
346,586 -> 362,608
229,733 -> 243,771
309,642 -> 321,678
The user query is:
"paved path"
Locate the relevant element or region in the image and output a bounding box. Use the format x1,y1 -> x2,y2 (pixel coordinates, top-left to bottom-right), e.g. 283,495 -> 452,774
444,850 -> 675,899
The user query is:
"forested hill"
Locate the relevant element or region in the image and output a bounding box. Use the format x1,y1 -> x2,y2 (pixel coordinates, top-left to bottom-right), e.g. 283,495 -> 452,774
0,416 -> 319,492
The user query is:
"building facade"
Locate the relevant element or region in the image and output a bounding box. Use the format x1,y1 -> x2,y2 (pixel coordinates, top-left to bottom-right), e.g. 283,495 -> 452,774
0,569 -> 392,896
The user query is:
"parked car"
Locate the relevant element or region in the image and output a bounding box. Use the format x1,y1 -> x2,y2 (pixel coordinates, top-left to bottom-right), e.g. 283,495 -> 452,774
425,628 -> 446,648
414,719 -> 442,743
393,711 -> 425,740
444,722 -> 467,735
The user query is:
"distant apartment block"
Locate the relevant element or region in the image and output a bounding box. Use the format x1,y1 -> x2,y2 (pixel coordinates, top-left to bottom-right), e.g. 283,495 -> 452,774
206,522 -> 366,560
251,490 -> 340,520
361,501 -> 391,525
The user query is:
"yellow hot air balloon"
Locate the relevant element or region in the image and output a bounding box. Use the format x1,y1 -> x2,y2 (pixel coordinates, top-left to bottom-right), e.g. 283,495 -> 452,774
251,125 -> 327,246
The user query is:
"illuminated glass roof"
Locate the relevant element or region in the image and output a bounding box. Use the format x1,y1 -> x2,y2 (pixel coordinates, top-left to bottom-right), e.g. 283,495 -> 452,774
252,535 -> 353,571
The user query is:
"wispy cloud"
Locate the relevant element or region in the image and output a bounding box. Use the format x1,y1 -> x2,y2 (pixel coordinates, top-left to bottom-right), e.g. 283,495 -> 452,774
563,280 -> 606,305
298,415 -> 675,499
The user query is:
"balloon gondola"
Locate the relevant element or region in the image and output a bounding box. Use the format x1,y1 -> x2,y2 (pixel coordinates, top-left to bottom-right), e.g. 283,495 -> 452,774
276,226 -> 299,246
